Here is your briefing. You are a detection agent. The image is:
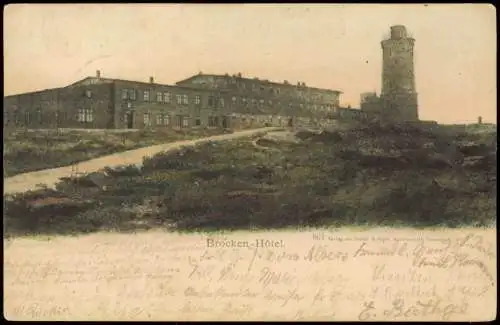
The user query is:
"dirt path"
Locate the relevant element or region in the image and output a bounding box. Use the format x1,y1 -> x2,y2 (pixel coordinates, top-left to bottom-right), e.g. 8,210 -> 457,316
4,127 -> 280,195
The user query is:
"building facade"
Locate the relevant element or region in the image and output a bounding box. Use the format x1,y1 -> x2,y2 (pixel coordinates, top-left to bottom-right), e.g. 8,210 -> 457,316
3,71 -> 342,130
175,73 -> 341,118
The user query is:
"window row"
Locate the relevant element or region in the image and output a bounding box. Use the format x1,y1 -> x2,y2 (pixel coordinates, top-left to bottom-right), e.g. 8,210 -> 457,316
225,81 -> 284,95
119,88 -> 335,110
121,89 -> 201,105
142,113 -> 219,128
229,97 -> 335,110
4,109 -> 93,124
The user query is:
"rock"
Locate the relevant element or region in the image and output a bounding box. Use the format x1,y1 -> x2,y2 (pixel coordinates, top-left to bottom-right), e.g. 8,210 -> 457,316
402,149 -> 455,169
226,190 -> 260,199
462,154 -> 496,170
104,165 -> 142,177
255,138 -> 279,148
357,154 -> 410,169
255,166 -> 274,179
458,144 -> 493,157
26,196 -> 91,210
85,172 -> 113,190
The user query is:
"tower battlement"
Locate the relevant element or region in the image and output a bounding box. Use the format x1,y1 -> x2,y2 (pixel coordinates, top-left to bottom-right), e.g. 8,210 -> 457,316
390,25 -> 408,39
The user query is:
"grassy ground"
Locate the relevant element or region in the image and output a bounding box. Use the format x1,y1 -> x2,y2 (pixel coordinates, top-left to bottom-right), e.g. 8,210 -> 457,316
3,128 -> 230,177
3,121 -> 496,237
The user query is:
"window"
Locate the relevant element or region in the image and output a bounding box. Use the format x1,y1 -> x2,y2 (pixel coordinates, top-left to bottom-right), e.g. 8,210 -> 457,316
129,90 -> 136,100
85,109 -> 93,122
252,99 -> 257,105
242,97 -> 247,104
195,119 -> 201,126
12,110 -> 20,125
259,99 -> 265,105
77,109 -> 93,122
194,95 -> 201,105
219,98 -> 224,108
143,113 -> 151,126
208,96 -> 215,107
85,90 -> 92,98
156,114 -> 163,125
208,116 -> 217,127
144,91 -> 150,101
157,92 -> 163,102
176,94 -> 182,104
164,92 -> 171,103
127,102 -> 132,109
232,96 -> 237,104
77,109 -> 84,122
182,117 -> 189,128
163,114 -> 170,126
25,111 -> 31,124
300,104 -> 304,108
183,94 -> 189,104
122,89 -> 128,100
268,100 -> 273,106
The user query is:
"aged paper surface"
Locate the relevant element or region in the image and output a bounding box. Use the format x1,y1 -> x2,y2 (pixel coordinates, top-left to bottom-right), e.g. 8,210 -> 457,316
3,4 -> 497,322
4,229 -> 497,321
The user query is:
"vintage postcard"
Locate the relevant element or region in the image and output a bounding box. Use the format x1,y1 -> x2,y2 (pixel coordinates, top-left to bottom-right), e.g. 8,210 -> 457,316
3,3 -> 497,321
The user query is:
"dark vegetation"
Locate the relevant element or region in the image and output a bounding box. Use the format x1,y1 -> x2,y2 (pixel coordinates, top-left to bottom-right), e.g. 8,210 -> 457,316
3,128 -> 229,177
3,121 -> 496,237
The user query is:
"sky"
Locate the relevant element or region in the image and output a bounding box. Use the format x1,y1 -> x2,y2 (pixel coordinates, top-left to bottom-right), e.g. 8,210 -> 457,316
3,4 -> 497,124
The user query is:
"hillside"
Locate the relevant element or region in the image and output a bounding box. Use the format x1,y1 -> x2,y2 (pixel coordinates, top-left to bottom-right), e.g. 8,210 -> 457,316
3,121 -> 496,237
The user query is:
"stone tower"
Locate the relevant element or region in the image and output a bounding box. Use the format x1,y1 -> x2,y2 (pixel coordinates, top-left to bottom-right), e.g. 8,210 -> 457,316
380,25 -> 419,121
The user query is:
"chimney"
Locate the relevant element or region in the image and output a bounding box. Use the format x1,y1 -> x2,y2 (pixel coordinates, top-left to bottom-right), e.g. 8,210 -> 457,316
478,116 -> 483,124
96,70 -> 101,79
149,76 -> 154,84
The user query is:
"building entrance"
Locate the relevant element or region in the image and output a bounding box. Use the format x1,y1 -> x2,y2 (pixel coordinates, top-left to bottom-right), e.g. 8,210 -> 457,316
125,111 -> 134,129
